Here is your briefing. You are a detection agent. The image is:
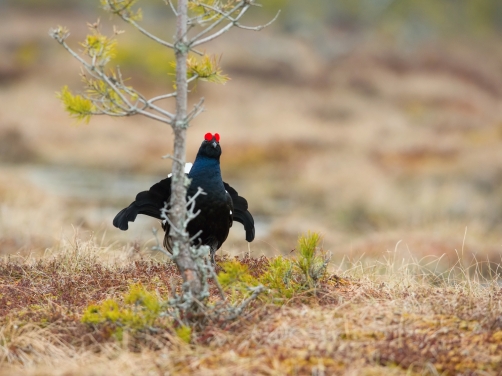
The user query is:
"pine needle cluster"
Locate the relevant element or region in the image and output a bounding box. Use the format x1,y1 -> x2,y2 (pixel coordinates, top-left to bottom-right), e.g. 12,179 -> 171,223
218,232 -> 331,304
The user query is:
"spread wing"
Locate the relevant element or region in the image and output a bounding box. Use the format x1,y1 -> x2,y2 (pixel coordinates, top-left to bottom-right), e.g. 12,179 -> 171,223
113,177 -> 171,231
113,169 -> 255,244
224,182 -> 255,242
113,164 -> 194,231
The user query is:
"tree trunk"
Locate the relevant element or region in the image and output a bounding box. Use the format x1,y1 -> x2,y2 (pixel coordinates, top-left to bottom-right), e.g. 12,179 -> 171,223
171,0 -> 204,299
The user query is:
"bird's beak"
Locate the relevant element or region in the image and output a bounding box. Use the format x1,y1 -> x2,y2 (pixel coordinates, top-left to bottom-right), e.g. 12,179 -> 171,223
212,141 -> 217,148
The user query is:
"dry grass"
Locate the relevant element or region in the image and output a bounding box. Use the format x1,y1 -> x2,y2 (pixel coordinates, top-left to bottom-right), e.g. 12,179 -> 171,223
0,236 -> 501,376
3,30 -> 502,259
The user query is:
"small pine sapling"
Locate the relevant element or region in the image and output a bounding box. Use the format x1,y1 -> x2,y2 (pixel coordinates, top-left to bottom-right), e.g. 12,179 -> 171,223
51,0 -> 278,319
294,232 -> 331,289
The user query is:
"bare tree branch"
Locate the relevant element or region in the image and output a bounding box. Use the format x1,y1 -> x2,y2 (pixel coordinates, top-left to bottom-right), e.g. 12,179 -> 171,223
234,10 -> 280,31
161,154 -> 184,164
126,18 -> 176,49
152,227 -> 173,257
149,92 -> 177,104
51,33 -> 175,124
186,97 -> 205,123
227,285 -> 264,320
190,2 -> 248,47
189,230 -> 203,243
185,187 -> 207,209
166,0 -> 178,16
191,4 -> 279,46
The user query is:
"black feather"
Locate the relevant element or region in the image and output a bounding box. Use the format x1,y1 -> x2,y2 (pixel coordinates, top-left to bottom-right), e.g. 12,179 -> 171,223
224,182 -> 255,242
112,177 -> 172,230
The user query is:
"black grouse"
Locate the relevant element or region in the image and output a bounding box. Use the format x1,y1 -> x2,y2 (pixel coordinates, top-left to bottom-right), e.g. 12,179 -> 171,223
113,132 -> 255,262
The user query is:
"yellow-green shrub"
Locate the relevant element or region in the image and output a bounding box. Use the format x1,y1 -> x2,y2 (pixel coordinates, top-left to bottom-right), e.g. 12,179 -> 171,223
175,325 -> 192,344
81,283 -> 163,338
217,260 -> 260,303
217,232 -> 330,306
259,256 -> 299,301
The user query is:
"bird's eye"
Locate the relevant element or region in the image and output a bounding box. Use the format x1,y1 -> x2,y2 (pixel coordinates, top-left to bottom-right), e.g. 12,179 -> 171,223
214,133 -> 220,142
204,133 -> 213,141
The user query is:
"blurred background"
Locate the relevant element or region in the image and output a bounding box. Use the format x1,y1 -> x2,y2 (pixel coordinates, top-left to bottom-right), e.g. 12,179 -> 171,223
1,0 -> 502,268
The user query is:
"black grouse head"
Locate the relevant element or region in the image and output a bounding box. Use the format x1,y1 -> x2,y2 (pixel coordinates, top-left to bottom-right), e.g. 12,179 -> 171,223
197,132 -> 222,160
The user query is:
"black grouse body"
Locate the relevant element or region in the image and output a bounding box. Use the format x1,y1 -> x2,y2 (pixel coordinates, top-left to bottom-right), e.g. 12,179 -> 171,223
113,133 -> 254,261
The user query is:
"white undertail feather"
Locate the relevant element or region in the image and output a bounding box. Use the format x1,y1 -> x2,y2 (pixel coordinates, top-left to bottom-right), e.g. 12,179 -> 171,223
167,163 -> 193,178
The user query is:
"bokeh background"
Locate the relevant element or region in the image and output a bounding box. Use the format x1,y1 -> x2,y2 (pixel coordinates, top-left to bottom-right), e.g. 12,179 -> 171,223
1,0 -> 502,268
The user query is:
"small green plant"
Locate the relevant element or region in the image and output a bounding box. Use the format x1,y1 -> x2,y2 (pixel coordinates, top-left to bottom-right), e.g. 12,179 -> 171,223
293,232 -> 330,289
259,256 -> 299,301
217,260 -> 259,303
81,283 -> 163,339
256,232 -> 330,303
175,325 -> 192,344
216,232 -> 331,306
80,233 -> 328,342
82,299 -> 123,325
